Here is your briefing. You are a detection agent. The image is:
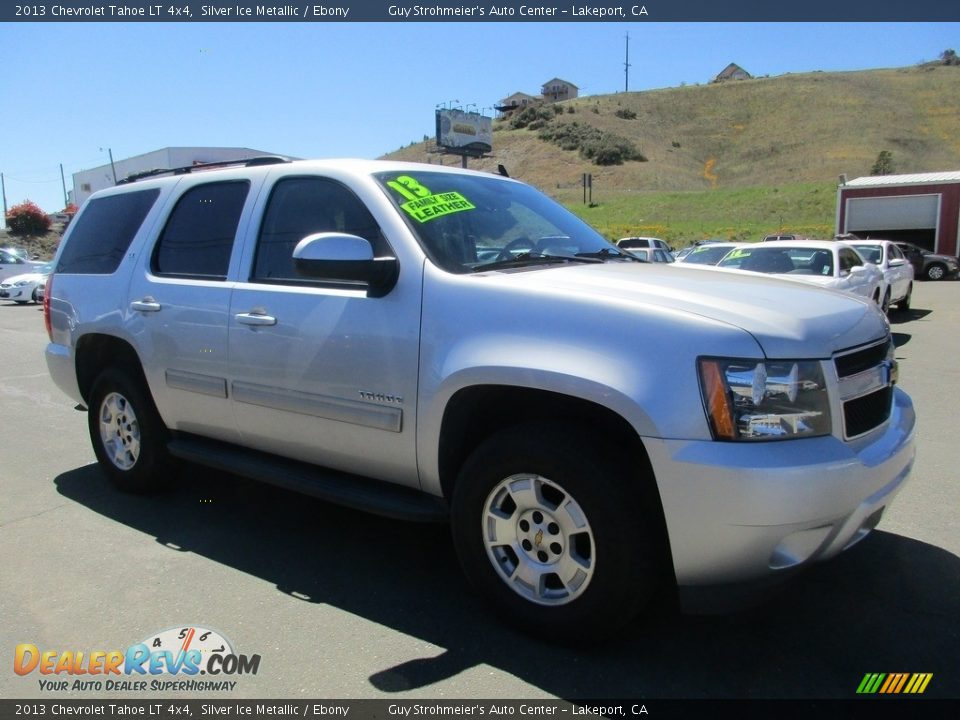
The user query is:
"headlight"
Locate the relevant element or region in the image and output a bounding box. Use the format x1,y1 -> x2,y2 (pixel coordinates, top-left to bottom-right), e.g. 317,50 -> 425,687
699,358 -> 831,441
13,280 -> 30,287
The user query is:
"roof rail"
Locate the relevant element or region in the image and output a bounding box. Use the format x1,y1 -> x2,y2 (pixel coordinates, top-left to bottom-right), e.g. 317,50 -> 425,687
117,156 -> 291,185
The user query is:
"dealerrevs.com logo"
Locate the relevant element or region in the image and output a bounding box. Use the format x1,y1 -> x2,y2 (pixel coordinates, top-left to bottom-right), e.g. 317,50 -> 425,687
14,626 -> 261,692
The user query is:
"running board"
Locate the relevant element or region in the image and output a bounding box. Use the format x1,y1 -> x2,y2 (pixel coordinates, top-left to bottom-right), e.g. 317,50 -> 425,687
168,435 -> 448,523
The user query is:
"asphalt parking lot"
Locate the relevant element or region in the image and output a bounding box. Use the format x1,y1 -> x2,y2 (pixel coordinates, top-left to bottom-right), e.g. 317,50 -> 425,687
1,283 -> 958,701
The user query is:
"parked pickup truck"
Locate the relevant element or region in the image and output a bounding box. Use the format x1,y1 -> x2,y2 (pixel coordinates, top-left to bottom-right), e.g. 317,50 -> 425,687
45,159 -> 915,640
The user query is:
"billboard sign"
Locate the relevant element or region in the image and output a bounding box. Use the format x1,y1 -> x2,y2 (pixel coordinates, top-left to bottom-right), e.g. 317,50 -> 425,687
436,109 -> 493,155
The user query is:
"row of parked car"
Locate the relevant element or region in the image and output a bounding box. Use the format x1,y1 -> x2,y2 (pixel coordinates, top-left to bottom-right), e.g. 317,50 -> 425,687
0,247 -> 53,304
614,234 -> 957,314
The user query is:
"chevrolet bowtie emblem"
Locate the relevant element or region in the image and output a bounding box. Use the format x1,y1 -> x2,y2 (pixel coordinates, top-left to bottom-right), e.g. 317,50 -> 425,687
534,529 -> 544,547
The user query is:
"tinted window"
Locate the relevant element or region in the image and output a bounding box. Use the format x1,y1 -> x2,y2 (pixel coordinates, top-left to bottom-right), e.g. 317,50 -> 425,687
1,250 -> 25,265
840,249 -> 863,273
253,177 -> 386,283
152,181 -> 249,279
57,189 -> 159,274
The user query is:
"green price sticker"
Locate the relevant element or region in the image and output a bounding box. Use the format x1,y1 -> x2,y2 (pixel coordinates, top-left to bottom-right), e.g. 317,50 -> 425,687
400,191 -> 476,223
387,176 -> 476,223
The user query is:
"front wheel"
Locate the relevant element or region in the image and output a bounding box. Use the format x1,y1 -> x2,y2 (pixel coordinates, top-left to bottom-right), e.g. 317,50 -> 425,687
451,424 -> 666,641
87,367 -> 173,493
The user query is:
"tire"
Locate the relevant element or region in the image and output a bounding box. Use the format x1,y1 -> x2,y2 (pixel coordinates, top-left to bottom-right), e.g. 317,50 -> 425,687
881,290 -> 891,315
87,366 -> 173,493
896,283 -> 912,312
31,288 -> 39,303
450,424 -> 665,642
926,263 -> 946,281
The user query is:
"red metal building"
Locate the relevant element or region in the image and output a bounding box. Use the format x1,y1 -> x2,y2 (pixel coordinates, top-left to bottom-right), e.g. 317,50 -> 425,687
836,171 -> 960,255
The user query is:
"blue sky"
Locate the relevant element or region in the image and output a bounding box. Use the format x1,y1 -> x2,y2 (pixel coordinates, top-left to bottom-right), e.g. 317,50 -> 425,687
1,21 -> 957,216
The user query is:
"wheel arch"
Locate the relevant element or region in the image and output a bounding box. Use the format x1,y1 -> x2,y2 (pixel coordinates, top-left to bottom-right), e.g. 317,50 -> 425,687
436,386 -> 673,582
75,333 -> 148,405
440,384 -> 679,619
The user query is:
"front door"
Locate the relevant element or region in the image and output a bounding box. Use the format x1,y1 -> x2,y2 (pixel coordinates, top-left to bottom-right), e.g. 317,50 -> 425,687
227,175 -> 422,488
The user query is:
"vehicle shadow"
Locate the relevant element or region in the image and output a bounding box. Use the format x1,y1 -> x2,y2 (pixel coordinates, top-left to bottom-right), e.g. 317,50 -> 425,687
55,464 -> 959,699
889,308 -> 932,325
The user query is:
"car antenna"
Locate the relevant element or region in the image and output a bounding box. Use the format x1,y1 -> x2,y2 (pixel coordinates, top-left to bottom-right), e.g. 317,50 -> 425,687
497,164 -> 510,178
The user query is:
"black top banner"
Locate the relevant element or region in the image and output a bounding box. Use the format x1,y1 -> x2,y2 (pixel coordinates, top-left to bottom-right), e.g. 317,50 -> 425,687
3,1 -> 959,22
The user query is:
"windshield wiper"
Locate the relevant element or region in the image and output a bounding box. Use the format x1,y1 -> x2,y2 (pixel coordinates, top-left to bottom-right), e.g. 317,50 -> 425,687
575,248 -> 634,261
475,252 -> 600,272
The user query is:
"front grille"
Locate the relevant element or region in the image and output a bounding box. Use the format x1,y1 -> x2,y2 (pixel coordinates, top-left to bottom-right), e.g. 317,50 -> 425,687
835,338 -> 892,378
843,386 -> 893,438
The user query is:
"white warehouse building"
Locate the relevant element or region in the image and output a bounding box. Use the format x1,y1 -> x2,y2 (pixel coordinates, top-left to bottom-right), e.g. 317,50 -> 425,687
72,146 -> 289,207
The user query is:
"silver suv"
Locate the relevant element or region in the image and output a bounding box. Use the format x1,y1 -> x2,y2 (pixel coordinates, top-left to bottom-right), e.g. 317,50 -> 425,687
45,159 -> 915,640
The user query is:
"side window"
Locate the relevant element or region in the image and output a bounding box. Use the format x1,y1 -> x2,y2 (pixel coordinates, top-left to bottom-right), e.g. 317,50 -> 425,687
57,189 -> 160,274
889,244 -> 903,261
252,176 -> 386,284
0,250 -> 22,264
840,249 -> 862,273
152,181 -> 249,280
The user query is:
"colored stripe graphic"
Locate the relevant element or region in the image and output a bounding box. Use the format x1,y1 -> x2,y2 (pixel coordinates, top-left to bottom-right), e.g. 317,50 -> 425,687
857,673 -> 932,694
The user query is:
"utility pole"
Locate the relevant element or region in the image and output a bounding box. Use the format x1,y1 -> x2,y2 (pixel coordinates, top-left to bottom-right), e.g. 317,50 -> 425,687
101,147 -> 118,184
624,32 -> 631,93
60,164 -> 68,208
1,172 -> 7,228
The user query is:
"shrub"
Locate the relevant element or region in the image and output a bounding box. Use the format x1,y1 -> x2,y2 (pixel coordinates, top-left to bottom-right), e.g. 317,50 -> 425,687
537,122 -> 647,166
508,105 -> 555,129
614,109 -> 637,120
5,200 -> 51,235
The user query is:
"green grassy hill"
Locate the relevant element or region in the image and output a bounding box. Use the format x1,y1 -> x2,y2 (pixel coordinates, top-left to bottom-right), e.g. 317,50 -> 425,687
385,65 -> 960,243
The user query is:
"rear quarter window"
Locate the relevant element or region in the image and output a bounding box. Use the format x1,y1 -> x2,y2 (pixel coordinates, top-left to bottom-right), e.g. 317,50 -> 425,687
56,189 -> 160,274
152,181 -> 249,280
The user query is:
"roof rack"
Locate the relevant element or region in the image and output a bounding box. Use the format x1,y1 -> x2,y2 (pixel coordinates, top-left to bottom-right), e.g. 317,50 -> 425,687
116,156 -> 291,185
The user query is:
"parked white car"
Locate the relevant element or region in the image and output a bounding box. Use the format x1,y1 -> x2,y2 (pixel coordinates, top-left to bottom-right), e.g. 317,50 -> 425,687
0,248 -> 43,283
717,241 -> 884,304
675,242 -> 742,265
0,262 -> 53,304
850,240 -> 915,312
616,236 -> 672,253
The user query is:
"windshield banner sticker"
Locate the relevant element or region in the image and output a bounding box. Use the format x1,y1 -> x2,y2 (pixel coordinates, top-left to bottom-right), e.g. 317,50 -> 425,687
399,191 -> 476,223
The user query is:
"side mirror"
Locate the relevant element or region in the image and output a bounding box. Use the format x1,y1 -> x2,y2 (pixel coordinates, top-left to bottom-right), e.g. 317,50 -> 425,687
293,233 -> 399,298
889,258 -> 907,268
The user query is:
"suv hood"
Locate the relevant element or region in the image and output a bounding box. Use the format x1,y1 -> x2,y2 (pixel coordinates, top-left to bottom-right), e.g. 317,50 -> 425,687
495,262 -> 888,359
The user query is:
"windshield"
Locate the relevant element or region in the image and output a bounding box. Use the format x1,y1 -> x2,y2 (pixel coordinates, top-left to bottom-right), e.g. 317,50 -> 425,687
375,170 -> 626,273
719,246 -> 835,275
682,245 -> 735,265
852,245 -> 883,264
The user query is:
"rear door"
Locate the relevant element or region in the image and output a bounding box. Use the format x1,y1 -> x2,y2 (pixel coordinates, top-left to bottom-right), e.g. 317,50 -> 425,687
127,177 -> 259,442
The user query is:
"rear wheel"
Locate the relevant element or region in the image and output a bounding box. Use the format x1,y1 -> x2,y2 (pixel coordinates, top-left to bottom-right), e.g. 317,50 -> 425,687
87,367 -> 173,493
926,263 -> 946,281
881,290 -> 891,315
896,284 -> 913,312
451,424 -> 666,641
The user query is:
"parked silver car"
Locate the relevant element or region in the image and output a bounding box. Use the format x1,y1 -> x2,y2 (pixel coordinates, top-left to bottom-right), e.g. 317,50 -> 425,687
45,159 -> 915,640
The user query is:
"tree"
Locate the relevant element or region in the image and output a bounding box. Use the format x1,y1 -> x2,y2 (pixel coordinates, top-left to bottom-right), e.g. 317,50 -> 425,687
5,200 -> 51,235
871,150 -> 895,176
941,49 -> 959,66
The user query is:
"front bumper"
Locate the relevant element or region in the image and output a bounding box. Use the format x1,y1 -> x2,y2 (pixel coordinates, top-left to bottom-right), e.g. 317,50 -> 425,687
645,387 -> 915,606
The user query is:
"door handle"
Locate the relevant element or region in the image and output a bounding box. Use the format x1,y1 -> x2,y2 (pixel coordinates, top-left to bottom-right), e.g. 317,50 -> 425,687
235,312 -> 277,327
130,298 -> 161,313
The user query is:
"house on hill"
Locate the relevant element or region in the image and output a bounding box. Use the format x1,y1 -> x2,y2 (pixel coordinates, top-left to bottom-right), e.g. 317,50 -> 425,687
496,92 -> 540,114
712,63 -> 752,83
541,78 -> 578,103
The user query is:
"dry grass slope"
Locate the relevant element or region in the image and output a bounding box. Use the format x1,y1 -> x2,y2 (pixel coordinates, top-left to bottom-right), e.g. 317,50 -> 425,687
387,65 -> 960,192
